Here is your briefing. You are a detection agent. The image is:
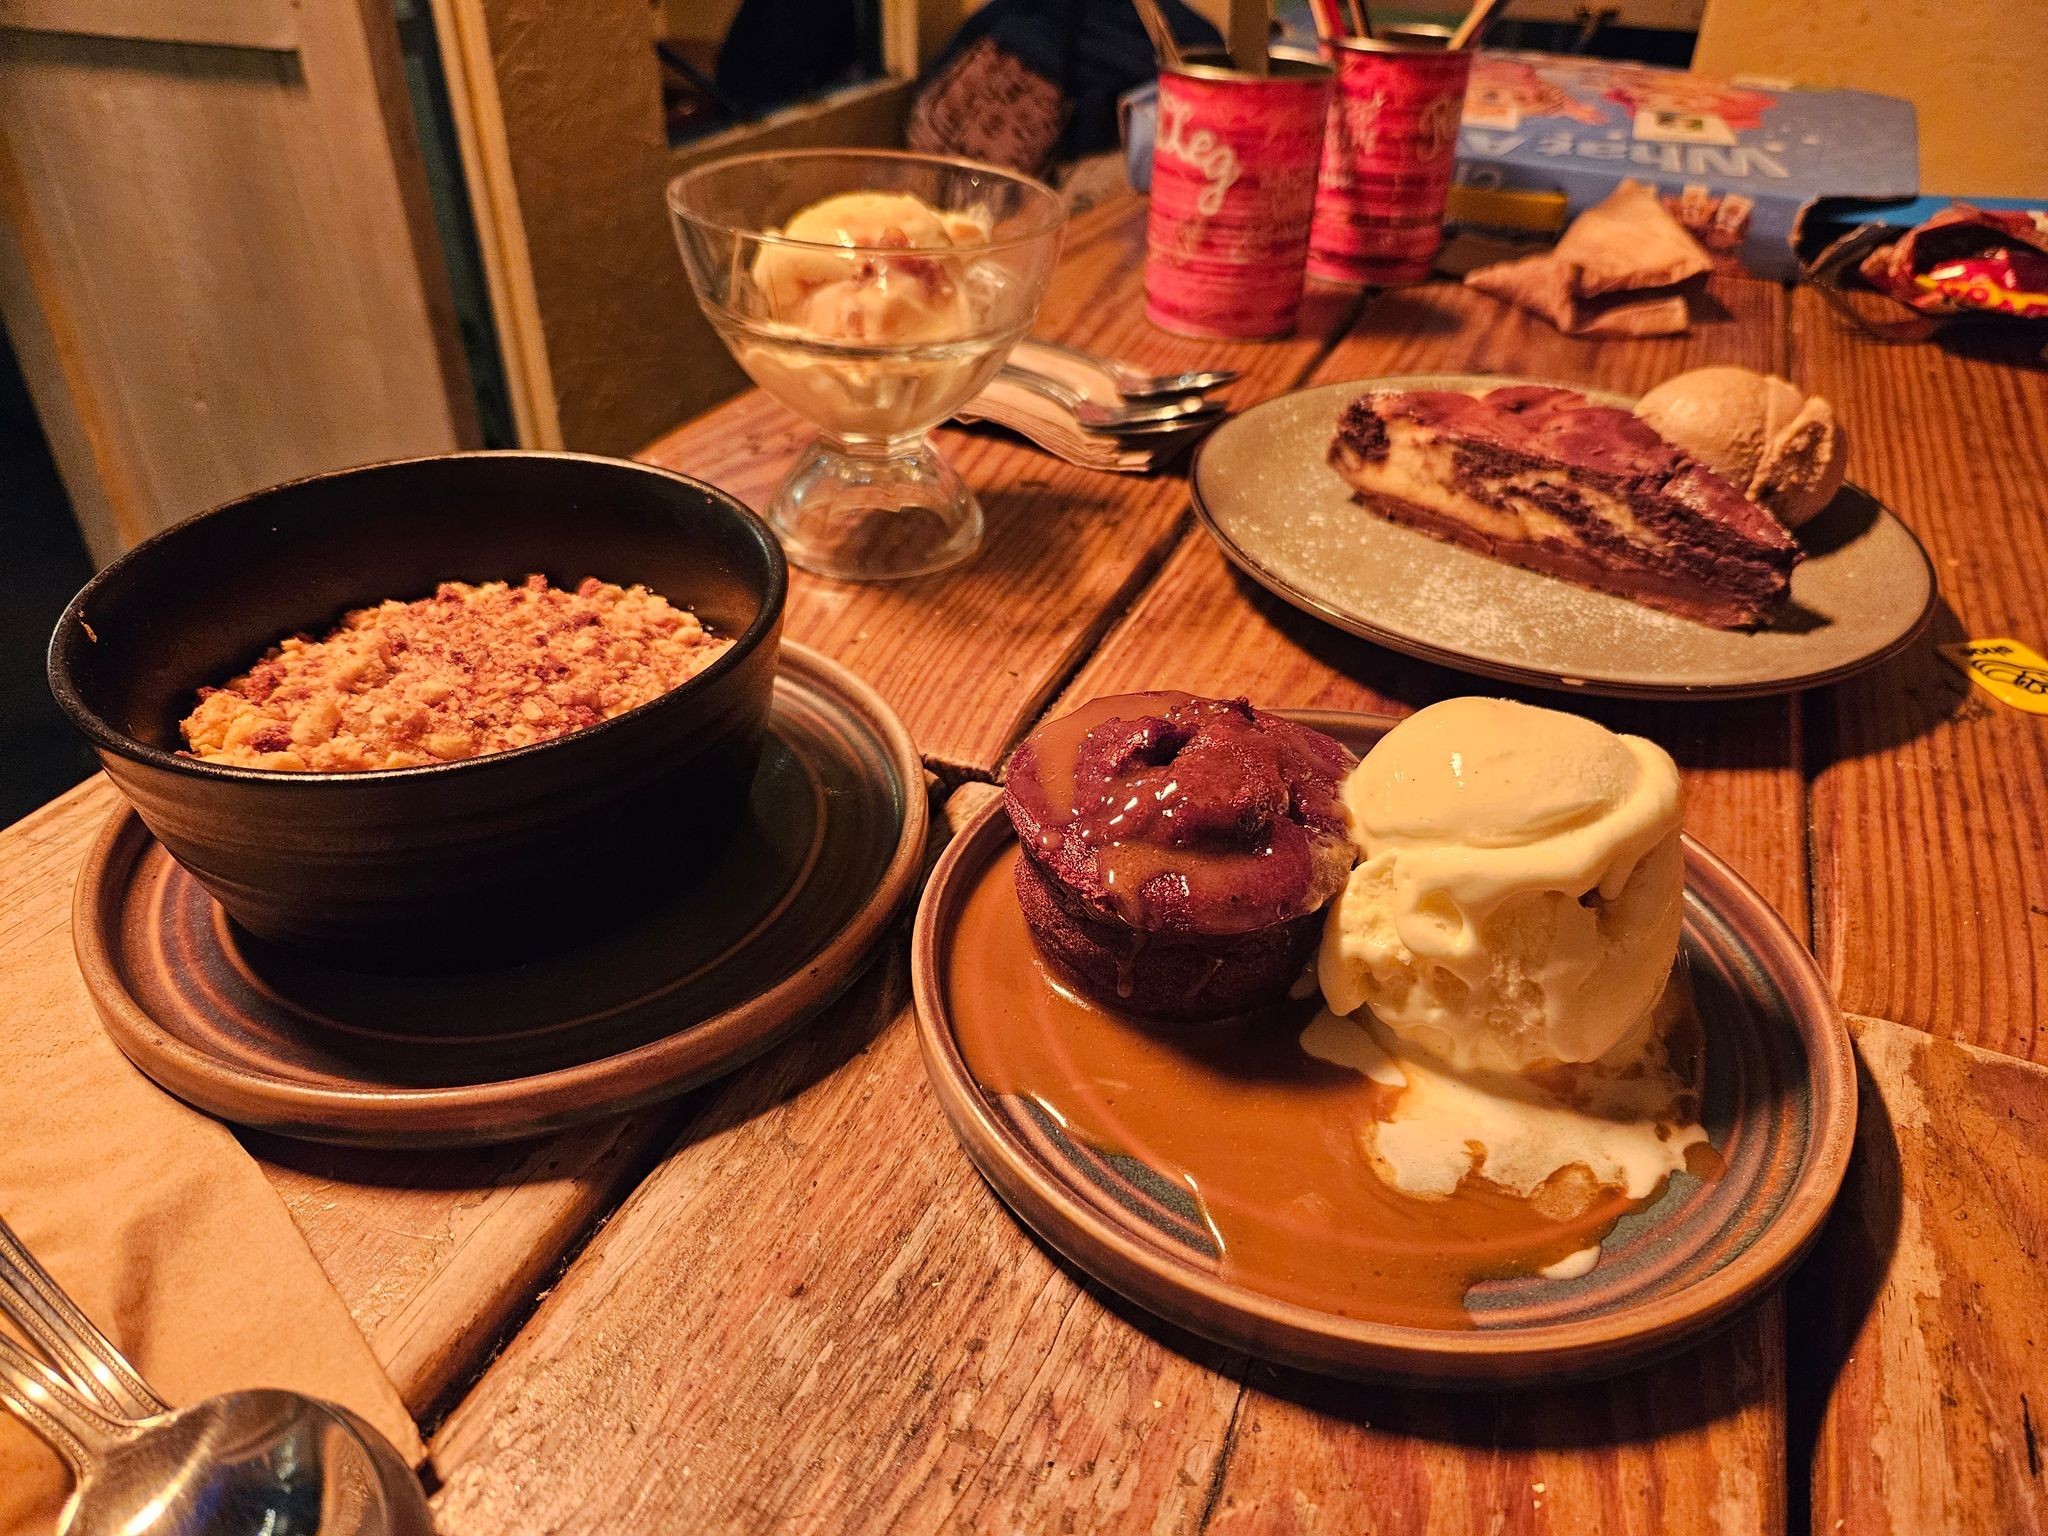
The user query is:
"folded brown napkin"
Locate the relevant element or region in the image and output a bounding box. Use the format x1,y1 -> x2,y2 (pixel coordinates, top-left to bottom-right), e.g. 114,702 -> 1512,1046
1465,180 -> 1712,336
1,852 -> 422,1535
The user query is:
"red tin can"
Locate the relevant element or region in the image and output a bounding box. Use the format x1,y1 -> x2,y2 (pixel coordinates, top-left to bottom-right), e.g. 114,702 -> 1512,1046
1145,50 -> 1335,340
1309,29 -> 1473,286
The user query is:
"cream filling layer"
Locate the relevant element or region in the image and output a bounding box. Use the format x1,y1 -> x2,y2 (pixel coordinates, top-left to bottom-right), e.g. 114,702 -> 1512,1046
1339,412 -> 1668,555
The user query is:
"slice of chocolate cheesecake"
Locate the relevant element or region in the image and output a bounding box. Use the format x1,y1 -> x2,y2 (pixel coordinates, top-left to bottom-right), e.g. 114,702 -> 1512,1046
1328,385 -> 1800,628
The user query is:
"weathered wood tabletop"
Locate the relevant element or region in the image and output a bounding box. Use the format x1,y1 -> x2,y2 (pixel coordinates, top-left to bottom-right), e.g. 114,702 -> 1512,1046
4,194 -> 2043,1533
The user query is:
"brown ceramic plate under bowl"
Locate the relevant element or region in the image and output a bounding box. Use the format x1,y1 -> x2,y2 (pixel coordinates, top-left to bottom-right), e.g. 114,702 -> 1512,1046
912,712 -> 1855,1387
1191,376 -> 1936,700
77,644 -> 925,1148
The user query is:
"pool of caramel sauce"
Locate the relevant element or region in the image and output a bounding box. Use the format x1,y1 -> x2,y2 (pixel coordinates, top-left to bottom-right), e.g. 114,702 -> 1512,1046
947,844 -> 1673,1330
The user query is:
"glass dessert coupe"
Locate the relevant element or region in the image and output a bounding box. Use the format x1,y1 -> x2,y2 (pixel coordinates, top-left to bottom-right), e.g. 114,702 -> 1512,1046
668,150 -> 1066,582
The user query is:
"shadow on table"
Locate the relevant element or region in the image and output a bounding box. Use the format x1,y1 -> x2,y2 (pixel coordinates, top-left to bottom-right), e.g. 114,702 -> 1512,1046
1337,287 -> 1472,347
1019,1221 -> 1787,1450
1218,545 -> 1965,768
1926,319 -> 2048,374
241,930 -> 913,1196
1804,595 -> 1986,762
979,475 -> 1124,562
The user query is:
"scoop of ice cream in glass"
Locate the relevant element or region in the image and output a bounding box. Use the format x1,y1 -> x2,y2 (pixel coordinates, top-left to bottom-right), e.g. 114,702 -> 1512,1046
668,151 -> 1065,582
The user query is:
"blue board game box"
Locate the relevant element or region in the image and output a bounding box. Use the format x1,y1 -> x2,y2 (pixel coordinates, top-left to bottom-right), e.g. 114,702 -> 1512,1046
1454,52 -> 1918,281
1122,52 -> 1919,283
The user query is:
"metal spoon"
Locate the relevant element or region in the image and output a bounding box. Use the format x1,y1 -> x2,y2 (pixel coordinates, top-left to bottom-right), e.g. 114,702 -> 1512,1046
998,366 -> 1226,432
0,1216 -> 431,1536
1015,339 -> 1240,398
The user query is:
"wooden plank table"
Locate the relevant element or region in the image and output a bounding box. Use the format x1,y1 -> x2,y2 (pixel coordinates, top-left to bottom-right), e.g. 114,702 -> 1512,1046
5,194 -> 2043,1533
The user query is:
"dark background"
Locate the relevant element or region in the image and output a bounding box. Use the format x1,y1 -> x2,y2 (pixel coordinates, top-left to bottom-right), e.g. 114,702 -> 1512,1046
1,330 -> 97,829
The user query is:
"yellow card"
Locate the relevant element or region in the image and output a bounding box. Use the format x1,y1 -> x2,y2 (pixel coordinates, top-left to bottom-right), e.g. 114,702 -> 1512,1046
1939,638 -> 2048,714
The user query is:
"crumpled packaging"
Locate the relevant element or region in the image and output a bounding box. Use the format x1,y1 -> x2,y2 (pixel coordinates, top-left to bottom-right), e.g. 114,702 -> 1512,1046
0,905 -> 422,1535
1858,202 -> 2048,318
1465,180 -> 1713,336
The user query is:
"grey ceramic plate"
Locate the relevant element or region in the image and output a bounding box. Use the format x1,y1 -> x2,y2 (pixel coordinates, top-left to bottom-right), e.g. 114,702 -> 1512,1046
1191,375 -> 1937,699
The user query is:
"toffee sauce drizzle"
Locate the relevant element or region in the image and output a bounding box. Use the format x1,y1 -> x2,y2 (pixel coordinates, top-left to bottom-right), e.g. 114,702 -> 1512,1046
949,844 -> 1667,1330
1013,690 -> 1345,934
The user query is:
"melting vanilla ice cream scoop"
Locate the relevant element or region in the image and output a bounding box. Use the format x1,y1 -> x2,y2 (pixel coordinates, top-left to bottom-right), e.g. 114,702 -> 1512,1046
737,190 -> 1001,439
1308,698 -> 1704,1227
1318,696 -> 1684,1074
751,191 -> 992,345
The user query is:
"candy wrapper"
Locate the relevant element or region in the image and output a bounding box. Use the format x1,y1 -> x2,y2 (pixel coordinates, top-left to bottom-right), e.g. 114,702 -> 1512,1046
1858,204 -> 2048,318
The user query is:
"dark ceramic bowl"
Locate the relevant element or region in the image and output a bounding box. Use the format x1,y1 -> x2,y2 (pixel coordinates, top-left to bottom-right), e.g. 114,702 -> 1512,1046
49,452 -> 787,965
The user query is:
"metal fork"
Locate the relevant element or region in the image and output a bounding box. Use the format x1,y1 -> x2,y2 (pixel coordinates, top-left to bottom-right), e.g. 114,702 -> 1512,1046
0,1213 -> 432,1535
1015,338 -> 1239,398
998,366 -> 1226,432
0,1215 -> 163,1418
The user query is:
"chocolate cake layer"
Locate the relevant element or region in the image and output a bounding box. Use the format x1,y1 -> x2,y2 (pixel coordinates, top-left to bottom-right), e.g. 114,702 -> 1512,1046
1329,386 -> 1800,629
1014,852 -> 1324,1022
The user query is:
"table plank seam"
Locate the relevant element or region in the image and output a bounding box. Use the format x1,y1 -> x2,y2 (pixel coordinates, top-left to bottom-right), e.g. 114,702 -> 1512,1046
400,1100 -> 700,1436
1194,1371 -> 1250,1533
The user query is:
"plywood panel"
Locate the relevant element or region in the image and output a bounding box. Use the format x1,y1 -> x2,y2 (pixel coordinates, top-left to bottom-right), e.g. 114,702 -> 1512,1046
0,0 -> 297,51
0,16 -> 472,558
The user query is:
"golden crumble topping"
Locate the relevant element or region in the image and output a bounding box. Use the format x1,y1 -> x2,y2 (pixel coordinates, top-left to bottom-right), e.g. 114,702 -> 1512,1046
180,575 -> 733,772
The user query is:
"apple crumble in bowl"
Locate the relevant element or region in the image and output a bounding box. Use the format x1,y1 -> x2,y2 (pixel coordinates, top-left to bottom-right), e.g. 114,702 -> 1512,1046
49,451 -> 786,963
182,575 -> 734,772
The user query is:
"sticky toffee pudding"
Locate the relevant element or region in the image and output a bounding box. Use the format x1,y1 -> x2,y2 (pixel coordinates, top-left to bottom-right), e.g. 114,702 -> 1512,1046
962,693 -> 1718,1326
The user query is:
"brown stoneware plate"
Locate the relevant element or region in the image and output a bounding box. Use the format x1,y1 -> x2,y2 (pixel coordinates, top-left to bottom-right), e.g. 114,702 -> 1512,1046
1191,375 -> 1936,700
76,644 -> 926,1148
911,711 -> 1856,1387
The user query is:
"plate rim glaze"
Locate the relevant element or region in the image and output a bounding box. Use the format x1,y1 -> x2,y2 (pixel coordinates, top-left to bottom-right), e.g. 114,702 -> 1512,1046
1190,374 -> 1939,701
911,708 -> 1857,1386
74,642 -> 928,1147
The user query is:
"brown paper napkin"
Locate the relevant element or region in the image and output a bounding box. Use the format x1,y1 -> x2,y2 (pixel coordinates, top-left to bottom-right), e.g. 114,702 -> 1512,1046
1,904 -> 423,1534
1465,179 -> 1712,336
